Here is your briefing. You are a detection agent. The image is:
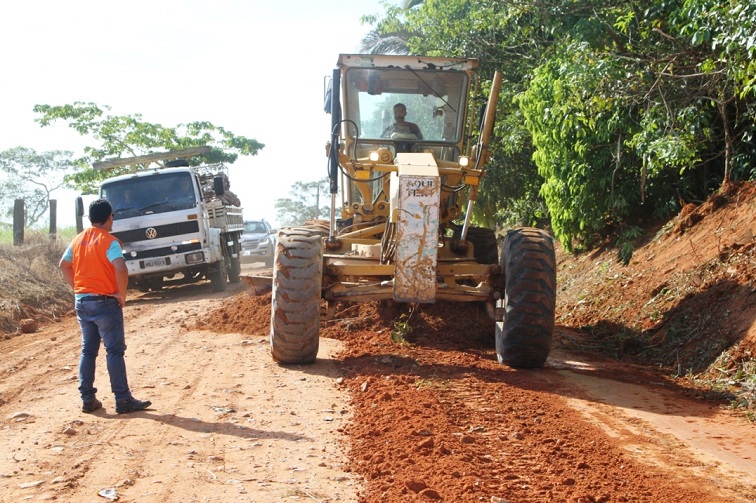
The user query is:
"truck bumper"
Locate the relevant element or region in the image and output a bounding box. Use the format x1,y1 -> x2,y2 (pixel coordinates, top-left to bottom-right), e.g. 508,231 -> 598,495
125,248 -> 212,277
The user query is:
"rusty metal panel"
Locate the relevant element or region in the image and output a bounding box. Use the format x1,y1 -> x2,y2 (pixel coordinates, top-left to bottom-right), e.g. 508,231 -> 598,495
392,157 -> 440,303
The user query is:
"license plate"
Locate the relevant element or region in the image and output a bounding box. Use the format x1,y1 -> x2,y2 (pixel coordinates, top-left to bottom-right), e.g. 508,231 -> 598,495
143,257 -> 167,268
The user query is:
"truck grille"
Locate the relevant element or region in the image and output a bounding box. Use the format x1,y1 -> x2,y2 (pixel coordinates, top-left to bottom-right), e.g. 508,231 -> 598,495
124,242 -> 203,260
112,221 -> 200,244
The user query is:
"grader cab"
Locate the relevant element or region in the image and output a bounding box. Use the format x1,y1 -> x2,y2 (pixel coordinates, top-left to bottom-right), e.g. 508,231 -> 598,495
270,54 -> 556,368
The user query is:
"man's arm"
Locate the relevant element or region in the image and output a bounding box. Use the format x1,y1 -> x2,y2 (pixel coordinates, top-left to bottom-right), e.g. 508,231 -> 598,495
59,259 -> 75,289
410,123 -> 423,140
112,257 -> 129,307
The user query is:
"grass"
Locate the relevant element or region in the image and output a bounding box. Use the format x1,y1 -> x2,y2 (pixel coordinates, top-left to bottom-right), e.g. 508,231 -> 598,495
0,229 -> 75,334
0,225 -> 79,245
390,307 -> 415,346
688,349 -> 756,422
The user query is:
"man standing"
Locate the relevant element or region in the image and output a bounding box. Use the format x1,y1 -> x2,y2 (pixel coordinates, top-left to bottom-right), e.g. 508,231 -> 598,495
59,199 -> 152,414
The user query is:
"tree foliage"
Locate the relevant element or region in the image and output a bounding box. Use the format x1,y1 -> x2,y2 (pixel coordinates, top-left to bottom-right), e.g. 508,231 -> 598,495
366,0 -> 756,256
0,147 -> 74,227
274,178 -> 331,227
33,102 -> 265,194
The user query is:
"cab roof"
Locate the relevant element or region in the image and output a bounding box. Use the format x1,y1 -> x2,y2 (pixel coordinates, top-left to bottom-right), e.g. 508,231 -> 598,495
337,54 -> 478,72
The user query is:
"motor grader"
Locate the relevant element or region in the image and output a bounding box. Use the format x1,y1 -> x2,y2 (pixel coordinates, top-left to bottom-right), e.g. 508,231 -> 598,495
270,54 -> 556,368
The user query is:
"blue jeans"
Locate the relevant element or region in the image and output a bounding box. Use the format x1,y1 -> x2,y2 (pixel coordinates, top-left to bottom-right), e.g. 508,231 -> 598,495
75,296 -> 132,403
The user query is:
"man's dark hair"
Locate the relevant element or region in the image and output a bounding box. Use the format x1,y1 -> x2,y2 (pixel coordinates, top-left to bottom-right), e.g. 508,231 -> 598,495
89,199 -> 113,225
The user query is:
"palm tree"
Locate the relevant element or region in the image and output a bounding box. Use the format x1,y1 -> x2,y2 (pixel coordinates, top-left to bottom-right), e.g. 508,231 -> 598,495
358,0 -> 424,54
359,30 -> 412,54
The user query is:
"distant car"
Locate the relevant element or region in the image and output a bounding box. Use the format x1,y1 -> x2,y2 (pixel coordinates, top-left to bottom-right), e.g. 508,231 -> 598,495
240,220 -> 276,267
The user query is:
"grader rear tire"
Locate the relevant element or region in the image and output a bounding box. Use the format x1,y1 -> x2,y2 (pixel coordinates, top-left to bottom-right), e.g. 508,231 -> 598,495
454,226 -> 498,264
495,227 -> 556,368
270,227 -> 323,364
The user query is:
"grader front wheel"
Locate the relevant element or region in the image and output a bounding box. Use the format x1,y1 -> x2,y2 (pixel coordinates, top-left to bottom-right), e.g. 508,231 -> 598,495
495,228 -> 556,368
270,227 -> 323,364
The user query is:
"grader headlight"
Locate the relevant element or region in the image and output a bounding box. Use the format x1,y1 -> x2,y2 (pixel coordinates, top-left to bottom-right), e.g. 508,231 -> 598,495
458,155 -> 470,167
369,148 -> 393,164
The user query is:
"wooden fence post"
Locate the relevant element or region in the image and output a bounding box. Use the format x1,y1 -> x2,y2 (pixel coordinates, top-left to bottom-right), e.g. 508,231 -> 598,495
49,199 -> 57,241
75,197 -> 84,233
13,199 -> 24,246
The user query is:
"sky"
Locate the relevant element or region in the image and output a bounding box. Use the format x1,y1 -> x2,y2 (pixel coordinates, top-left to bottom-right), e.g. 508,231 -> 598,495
0,0 -> 390,228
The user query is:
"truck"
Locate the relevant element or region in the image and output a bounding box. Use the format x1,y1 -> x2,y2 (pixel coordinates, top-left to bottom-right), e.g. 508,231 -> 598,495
85,146 -> 244,293
269,54 -> 557,368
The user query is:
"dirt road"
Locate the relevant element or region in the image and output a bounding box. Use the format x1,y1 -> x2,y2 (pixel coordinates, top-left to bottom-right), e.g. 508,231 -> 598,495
1,268 -> 754,502
0,278 -> 358,502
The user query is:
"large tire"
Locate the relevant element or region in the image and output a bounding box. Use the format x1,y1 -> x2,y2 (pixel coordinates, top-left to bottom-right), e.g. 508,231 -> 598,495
270,227 -> 323,363
303,219 -> 330,237
209,263 -> 228,292
147,278 -> 164,292
228,256 -> 241,283
495,227 -> 556,368
454,226 -> 498,264
228,234 -> 242,284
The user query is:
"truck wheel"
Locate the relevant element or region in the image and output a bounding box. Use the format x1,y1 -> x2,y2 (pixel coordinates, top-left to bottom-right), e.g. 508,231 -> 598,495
147,278 -> 164,292
495,227 -> 556,368
270,226 -> 323,364
454,226 -> 498,264
228,235 -> 242,284
228,256 -> 241,283
209,264 -> 228,292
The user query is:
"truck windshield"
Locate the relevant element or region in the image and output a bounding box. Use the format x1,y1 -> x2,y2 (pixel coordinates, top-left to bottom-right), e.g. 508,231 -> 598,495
102,172 -> 197,220
343,67 -> 469,143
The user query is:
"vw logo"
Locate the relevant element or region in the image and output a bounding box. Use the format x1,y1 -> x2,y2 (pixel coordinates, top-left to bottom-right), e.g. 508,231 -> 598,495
145,227 -> 158,239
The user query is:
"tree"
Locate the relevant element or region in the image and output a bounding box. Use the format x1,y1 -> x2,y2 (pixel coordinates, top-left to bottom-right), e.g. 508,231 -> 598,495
359,1 -> 421,55
367,0 -> 756,257
33,102 -> 265,194
275,178 -> 330,227
0,147 -> 73,227
519,43 -> 637,252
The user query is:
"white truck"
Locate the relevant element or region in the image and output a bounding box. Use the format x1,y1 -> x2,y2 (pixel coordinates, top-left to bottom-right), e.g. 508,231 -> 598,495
85,146 -> 244,292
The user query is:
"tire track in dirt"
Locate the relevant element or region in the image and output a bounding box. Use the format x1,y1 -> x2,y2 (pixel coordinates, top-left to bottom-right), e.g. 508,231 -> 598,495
539,348 -> 756,500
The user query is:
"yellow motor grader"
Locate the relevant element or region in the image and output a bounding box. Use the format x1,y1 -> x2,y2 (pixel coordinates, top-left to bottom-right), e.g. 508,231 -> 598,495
270,54 -> 556,368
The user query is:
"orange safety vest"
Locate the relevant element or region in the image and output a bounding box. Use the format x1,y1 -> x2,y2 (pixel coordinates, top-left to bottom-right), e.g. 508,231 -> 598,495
70,227 -> 121,296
